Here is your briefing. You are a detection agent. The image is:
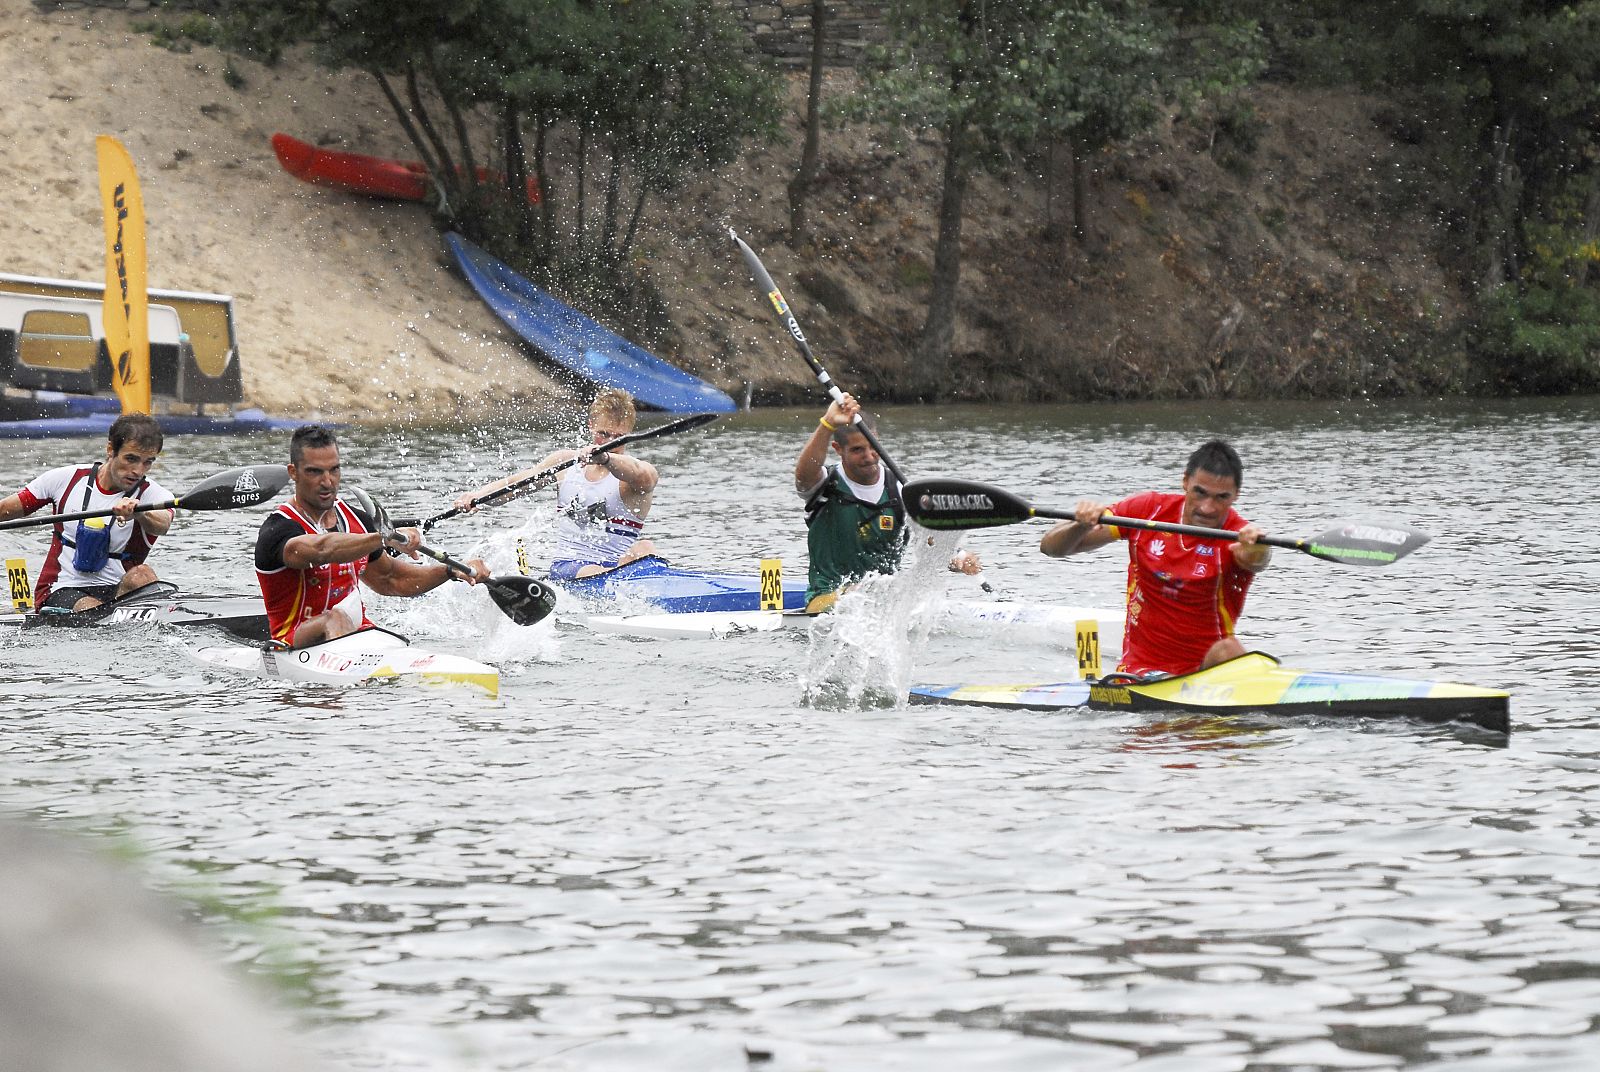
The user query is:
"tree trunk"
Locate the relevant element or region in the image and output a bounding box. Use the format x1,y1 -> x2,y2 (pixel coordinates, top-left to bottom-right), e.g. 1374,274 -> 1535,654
915,114 -> 970,394
620,185 -> 649,259
602,149 -> 622,256
426,49 -> 478,184
1044,139 -> 1055,234
575,122 -> 589,254
404,65 -> 460,207
372,71 -> 442,182
1583,180 -> 1600,286
502,102 -> 533,247
786,0 -> 828,247
1070,138 -> 1087,245
534,114 -> 554,251
1478,79 -> 1520,297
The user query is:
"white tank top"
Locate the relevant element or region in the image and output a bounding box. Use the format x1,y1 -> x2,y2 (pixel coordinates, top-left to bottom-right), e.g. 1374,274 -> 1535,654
552,466 -> 644,563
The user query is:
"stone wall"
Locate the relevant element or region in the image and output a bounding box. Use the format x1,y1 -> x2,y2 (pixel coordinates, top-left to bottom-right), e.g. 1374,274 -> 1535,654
31,0 -> 890,68
726,1 -> 890,68
32,0 -> 165,10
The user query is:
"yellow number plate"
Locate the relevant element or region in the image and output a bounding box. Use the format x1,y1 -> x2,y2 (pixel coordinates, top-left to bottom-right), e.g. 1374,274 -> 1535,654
7,557 -> 34,612
1075,619 -> 1101,678
758,558 -> 783,612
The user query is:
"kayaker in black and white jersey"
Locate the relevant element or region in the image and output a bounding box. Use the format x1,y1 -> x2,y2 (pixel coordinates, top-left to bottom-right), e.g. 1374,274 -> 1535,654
452,388 -> 660,580
0,413 -> 174,611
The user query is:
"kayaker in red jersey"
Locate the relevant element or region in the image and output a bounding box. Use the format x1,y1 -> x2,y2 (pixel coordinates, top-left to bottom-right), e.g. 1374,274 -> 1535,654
1039,439 -> 1270,678
255,425 -> 488,648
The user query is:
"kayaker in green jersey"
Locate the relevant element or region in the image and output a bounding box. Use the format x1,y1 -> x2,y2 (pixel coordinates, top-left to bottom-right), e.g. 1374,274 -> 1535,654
794,393 -> 979,614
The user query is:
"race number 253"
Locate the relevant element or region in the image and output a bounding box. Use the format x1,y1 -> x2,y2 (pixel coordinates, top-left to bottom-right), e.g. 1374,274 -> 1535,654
7,558 -> 33,612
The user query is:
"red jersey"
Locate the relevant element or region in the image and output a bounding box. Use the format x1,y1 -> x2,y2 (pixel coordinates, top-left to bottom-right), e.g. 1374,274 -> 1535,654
1109,491 -> 1256,676
254,500 -> 376,645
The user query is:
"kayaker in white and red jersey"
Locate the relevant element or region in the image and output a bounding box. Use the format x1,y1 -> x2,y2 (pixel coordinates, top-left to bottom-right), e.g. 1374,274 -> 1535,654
452,388 -> 659,580
1039,439 -> 1271,678
255,425 -> 489,648
0,413 -> 173,611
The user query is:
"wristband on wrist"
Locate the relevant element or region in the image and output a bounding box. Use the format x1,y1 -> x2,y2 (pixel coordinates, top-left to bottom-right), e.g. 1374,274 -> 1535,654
819,416 -> 836,431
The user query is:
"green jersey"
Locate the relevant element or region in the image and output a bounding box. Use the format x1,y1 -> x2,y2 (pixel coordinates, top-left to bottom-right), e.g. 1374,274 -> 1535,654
803,467 -> 907,602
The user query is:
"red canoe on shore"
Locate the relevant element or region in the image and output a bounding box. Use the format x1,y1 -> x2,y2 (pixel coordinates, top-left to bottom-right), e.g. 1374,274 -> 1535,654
270,133 -> 540,204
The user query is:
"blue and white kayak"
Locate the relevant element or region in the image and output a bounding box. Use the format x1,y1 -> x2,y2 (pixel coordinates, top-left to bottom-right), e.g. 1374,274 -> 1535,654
555,555 -> 807,614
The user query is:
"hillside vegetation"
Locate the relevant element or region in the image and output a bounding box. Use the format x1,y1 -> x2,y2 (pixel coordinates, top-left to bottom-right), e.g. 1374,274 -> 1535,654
9,1 -> 1598,420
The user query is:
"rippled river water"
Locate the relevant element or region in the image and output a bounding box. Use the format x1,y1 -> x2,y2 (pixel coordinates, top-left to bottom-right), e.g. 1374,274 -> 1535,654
2,396 -> 1598,1070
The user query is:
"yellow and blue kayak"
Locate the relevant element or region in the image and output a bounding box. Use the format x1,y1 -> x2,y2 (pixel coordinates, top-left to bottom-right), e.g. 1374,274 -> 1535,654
909,652 -> 1510,734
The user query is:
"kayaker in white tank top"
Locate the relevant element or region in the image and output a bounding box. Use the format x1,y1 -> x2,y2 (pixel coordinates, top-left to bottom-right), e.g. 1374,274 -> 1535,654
450,389 -> 660,580
549,465 -> 646,573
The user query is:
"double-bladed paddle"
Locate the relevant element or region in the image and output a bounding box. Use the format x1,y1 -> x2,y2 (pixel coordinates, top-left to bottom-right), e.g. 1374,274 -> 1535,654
409,542 -> 558,627
729,228 -> 908,486
391,411 -> 721,532
346,487 -> 557,627
0,464 -> 290,531
901,477 -> 1431,566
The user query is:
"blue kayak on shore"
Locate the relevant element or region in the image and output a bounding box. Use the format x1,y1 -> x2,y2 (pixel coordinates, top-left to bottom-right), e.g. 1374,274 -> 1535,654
445,232 -> 737,413
0,407 -> 304,439
555,555 -> 806,614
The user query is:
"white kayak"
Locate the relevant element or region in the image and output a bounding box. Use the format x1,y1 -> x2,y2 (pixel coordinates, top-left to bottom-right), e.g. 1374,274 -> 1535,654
187,626 -> 500,698
580,601 -> 1123,641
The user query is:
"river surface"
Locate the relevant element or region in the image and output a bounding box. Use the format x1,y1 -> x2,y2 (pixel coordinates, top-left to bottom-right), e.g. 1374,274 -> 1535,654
2,396 -> 1598,1071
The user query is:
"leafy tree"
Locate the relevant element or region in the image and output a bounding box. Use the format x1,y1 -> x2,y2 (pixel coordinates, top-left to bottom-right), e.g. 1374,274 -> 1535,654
1310,1 -> 1600,389
207,0 -> 776,299
839,2 -> 1066,392
1031,5 -> 1167,244
843,0 -> 1262,392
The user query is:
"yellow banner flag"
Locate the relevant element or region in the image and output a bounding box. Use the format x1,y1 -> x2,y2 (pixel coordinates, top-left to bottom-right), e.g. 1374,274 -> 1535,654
96,134 -> 150,415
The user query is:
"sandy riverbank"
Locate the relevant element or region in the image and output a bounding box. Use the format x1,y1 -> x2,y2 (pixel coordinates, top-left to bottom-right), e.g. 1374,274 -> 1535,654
2,0 -> 585,425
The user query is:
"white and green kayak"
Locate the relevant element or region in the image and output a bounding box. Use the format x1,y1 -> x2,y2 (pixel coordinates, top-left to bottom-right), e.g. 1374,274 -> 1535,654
579,601 -> 1123,640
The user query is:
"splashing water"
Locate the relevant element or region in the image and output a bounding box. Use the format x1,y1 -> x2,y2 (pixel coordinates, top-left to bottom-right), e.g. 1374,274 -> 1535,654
382,517 -> 562,667
800,525 -> 968,709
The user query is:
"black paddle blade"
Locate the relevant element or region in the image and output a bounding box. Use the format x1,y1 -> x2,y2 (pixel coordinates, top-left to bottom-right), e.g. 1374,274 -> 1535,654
342,486 -> 394,531
901,479 -> 1037,530
1300,521 -> 1431,566
486,576 -> 558,626
177,465 -> 290,511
